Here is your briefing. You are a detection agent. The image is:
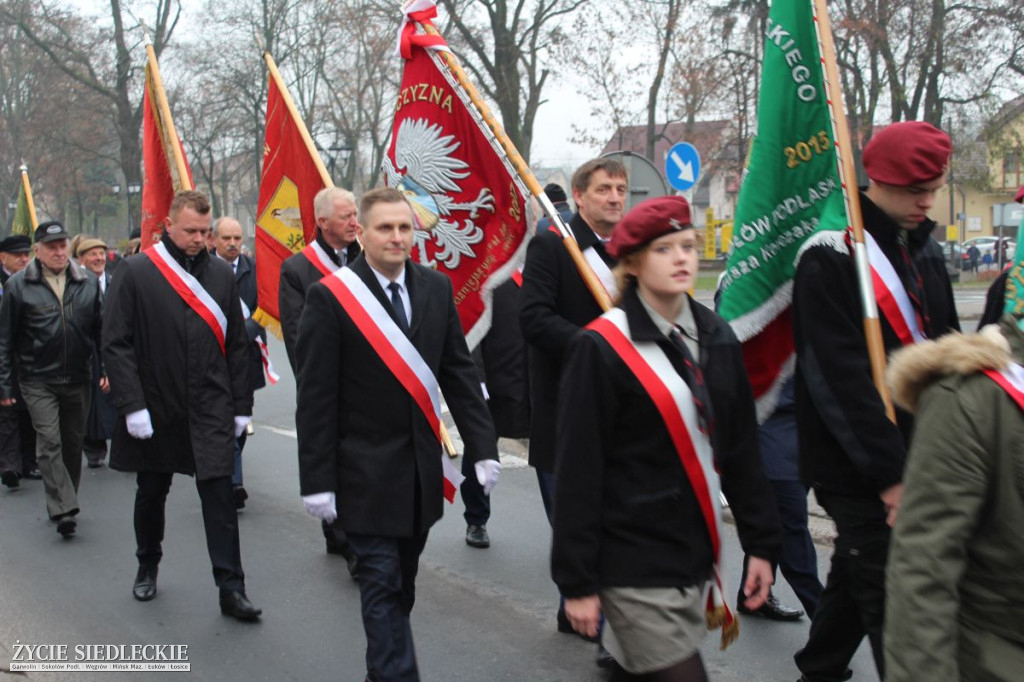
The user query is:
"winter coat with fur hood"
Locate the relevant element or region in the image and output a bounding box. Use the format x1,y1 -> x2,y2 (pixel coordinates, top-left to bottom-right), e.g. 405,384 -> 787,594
883,316 -> 1024,682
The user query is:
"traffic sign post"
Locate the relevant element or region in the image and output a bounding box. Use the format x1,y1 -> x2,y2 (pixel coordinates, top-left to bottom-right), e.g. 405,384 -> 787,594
666,142 -> 701,192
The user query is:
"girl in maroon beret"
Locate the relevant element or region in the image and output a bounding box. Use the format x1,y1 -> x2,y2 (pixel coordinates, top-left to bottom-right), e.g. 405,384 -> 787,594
551,196 -> 782,680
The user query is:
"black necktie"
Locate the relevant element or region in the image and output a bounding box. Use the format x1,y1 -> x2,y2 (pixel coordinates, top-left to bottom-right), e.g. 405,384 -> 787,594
897,231 -> 930,337
388,282 -> 410,333
667,327 -> 713,437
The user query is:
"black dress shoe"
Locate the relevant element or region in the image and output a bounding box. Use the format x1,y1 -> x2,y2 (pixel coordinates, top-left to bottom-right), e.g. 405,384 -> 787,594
233,486 -> 248,510
737,593 -> 803,621
465,524 -> 490,548
86,459 -> 104,469
556,606 -> 598,643
1,470 -> 19,489
219,590 -> 262,621
56,516 -> 77,537
596,643 -> 617,670
22,468 -> 42,480
133,565 -> 158,601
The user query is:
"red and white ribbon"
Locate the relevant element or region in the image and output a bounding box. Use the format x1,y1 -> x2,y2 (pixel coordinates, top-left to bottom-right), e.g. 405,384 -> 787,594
322,267 -> 464,502
145,242 -> 228,354
582,245 -> 619,300
983,362 -> 1024,412
863,231 -> 925,346
303,241 -> 341,278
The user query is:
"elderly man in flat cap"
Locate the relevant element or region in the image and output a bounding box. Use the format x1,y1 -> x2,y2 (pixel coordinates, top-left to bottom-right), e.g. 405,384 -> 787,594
77,237 -> 115,468
0,234 -> 39,488
791,121 -> 961,681
0,222 -> 105,536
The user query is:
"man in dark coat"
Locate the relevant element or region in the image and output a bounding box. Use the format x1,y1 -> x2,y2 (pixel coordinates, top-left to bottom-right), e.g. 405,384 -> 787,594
792,121 -> 960,681
0,222 -> 104,537
76,237 -> 116,468
102,190 -> 261,621
212,216 -> 265,509
296,188 -> 500,682
519,157 -> 627,643
278,186 -> 360,559
0,234 -> 38,487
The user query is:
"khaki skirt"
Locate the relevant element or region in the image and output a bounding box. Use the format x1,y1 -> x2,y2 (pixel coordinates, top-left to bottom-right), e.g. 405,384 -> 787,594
600,583 -> 708,674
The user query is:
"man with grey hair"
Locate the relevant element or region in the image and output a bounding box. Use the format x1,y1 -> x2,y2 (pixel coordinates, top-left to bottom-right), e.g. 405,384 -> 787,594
213,217 -> 265,509
279,186 -> 361,562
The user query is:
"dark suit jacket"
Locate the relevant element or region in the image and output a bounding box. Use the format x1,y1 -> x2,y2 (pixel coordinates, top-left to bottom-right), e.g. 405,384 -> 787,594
226,253 -> 266,394
279,231 -> 361,373
295,256 -> 498,537
519,213 -> 613,472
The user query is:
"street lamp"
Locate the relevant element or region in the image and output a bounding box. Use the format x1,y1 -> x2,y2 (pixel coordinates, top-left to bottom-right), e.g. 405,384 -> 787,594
112,182 -> 142,236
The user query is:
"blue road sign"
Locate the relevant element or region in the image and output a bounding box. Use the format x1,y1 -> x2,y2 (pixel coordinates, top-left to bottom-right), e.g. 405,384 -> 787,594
665,142 -> 701,192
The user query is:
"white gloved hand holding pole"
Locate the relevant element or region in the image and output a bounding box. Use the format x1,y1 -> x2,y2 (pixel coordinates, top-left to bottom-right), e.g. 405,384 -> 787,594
234,416 -> 251,438
302,492 -> 338,523
126,409 -> 154,440
474,459 -> 501,495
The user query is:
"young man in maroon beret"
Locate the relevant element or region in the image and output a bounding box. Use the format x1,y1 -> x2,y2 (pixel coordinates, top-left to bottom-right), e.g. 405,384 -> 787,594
792,121 -> 961,681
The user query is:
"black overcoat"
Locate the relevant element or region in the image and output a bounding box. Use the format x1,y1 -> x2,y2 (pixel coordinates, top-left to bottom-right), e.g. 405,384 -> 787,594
279,231 -> 361,373
102,239 -> 253,479
793,193 -> 960,497
295,256 -> 498,537
519,213 -> 611,472
231,253 -> 266,394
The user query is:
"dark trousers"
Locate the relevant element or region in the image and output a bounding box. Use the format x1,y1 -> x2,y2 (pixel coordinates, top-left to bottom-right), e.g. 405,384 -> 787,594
134,471 -> 245,592
83,437 -> 108,464
232,432 -> 246,486
0,403 -> 36,476
460,454 -> 490,526
20,381 -> 90,518
536,468 -> 555,524
347,532 -> 430,682
739,479 -> 823,616
794,490 -> 889,681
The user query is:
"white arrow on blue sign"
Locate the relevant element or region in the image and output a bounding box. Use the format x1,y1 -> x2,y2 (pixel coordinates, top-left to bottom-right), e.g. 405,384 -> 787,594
665,142 -> 701,192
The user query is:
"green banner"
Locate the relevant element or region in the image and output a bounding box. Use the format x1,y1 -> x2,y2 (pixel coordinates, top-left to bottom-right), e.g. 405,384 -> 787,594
718,0 -> 846,337
10,181 -> 32,238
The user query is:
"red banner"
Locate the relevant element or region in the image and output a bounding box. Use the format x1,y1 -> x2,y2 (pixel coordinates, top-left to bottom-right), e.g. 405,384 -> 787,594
140,63 -> 193,251
383,15 -> 531,348
253,72 -> 329,334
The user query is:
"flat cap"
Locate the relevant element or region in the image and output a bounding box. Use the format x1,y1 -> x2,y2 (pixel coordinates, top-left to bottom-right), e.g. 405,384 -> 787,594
608,196 -> 692,259
35,221 -> 69,244
76,238 -> 108,256
0,234 -> 31,253
862,121 -> 952,186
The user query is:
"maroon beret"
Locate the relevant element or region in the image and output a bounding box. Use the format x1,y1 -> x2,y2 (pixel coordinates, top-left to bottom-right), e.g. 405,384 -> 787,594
862,121 -> 951,186
1015,185 -> 1024,204
608,196 -> 692,259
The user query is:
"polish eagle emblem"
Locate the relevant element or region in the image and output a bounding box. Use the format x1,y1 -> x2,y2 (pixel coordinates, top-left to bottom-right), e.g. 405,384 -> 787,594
382,118 -> 495,269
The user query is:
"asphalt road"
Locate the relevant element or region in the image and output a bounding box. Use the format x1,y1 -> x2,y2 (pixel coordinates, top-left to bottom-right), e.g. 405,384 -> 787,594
0,330 -> 890,682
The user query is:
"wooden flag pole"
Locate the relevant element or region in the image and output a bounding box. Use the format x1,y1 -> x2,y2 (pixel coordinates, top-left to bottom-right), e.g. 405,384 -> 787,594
19,164 -> 38,230
262,53 -> 335,189
143,42 -> 192,192
812,0 -> 896,422
407,7 -> 612,312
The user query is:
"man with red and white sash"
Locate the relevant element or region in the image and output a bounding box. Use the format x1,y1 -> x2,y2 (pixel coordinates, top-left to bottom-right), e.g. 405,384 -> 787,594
552,196 -> 782,678
103,191 -> 261,621
295,188 -> 500,682
792,121 -> 960,682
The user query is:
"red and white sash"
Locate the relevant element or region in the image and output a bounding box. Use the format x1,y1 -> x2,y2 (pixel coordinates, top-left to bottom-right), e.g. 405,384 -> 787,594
587,308 -> 737,646
239,298 -> 280,386
863,231 -> 925,346
144,242 -> 228,354
546,223 -> 619,300
303,241 -> 341,278
983,362 -> 1024,412
321,267 -> 464,502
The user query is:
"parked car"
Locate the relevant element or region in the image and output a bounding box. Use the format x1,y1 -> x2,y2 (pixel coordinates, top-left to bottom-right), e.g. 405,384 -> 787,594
964,237 -> 1016,268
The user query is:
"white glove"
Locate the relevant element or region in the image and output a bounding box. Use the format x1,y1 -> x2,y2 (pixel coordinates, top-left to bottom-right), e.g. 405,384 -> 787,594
126,409 -> 154,440
234,416 -> 251,438
474,459 -> 501,495
302,492 -> 337,523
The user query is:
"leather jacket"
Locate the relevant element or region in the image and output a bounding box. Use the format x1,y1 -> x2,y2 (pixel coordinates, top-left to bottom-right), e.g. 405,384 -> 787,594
0,258 -> 103,397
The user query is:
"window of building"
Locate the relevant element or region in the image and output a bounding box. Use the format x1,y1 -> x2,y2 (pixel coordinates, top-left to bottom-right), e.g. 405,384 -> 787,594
1004,151 -> 1023,190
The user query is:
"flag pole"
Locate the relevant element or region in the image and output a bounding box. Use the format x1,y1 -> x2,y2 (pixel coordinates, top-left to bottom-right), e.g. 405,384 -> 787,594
142,38 -> 192,192
408,10 -> 612,312
812,0 -> 895,422
262,53 -> 334,189
19,164 -> 38,230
